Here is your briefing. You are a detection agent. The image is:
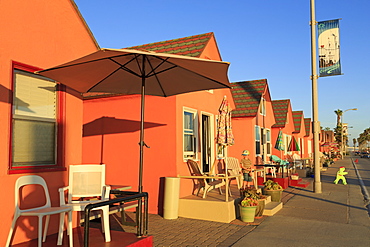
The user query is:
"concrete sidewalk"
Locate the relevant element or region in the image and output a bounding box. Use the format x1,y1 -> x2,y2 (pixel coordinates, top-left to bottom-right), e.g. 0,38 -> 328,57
233,157 -> 370,247
105,157 -> 370,246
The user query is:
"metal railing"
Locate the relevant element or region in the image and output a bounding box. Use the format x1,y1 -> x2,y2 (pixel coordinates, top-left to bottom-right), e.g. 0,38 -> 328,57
83,191 -> 148,247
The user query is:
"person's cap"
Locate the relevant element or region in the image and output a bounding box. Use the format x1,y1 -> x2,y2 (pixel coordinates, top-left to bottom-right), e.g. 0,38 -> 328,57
242,150 -> 249,156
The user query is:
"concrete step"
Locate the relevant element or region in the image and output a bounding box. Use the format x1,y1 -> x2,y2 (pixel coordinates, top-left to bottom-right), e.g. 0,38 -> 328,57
263,201 -> 283,216
294,181 -> 310,188
264,195 -> 271,204
289,178 -> 311,188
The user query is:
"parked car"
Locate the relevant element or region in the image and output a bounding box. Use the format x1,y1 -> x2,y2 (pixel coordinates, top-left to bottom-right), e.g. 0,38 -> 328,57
360,152 -> 370,158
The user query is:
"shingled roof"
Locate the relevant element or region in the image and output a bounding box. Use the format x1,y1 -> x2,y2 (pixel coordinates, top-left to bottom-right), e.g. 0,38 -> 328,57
230,79 -> 268,117
83,32 -> 215,99
304,118 -> 312,137
125,32 -> 214,58
292,111 -> 304,133
272,99 -> 290,128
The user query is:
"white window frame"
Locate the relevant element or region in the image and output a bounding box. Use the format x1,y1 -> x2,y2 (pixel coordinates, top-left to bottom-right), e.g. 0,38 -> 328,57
286,135 -> 292,154
183,107 -> 198,160
259,98 -> 266,116
300,138 -> 305,155
265,128 -> 271,155
255,125 -> 261,155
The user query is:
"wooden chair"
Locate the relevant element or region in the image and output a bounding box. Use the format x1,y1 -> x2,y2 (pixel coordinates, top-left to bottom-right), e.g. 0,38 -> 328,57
6,175 -> 73,247
187,159 -> 225,198
59,164 -> 111,242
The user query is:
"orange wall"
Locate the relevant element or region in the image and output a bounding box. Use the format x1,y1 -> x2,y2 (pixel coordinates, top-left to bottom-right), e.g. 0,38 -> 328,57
82,88 -> 234,214
82,95 -> 177,214
0,0 -> 98,245
229,117 -> 255,159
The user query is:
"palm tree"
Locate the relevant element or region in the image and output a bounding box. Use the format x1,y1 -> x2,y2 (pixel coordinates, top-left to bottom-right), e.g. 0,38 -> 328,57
353,138 -> 357,150
334,109 -> 343,126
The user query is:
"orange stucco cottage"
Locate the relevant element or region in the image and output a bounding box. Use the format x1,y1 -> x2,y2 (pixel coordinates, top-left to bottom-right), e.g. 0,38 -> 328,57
229,79 -> 276,164
0,0 -> 100,245
292,110 -> 307,158
304,118 -> 314,157
271,99 -> 296,158
81,32 -> 235,215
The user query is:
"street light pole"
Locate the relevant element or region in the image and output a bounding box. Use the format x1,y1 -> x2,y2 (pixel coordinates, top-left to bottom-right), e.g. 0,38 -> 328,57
341,108 -> 357,159
310,0 -> 321,193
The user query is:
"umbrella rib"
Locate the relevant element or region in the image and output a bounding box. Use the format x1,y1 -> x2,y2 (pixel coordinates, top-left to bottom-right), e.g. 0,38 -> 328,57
146,57 -> 168,97
145,57 -> 170,77
109,56 -> 143,78
87,66 -> 122,92
37,52 -> 137,73
87,56 -> 145,92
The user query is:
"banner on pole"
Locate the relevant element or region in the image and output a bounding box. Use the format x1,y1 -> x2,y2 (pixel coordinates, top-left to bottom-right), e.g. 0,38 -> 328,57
318,19 -> 341,77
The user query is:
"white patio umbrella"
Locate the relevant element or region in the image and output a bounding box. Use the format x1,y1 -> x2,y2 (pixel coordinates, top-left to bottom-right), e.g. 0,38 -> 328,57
37,48 -> 231,193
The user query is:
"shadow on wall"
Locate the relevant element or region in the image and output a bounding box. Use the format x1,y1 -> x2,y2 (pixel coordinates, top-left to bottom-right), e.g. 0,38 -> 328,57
83,116 -> 166,136
83,116 -> 167,164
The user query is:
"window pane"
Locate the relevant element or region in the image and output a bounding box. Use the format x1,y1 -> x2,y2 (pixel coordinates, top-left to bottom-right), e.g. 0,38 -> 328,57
256,141 -> 261,154
184,134 -> 193,152
183,110 -> 197,159
184,111 -> 194,131
14,71 -> 56,119
255,126 -> 260,140
12,119 -> 56,166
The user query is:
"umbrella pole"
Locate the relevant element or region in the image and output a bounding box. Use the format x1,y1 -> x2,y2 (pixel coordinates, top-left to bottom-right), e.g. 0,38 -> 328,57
139,57 -> 146,194
137,57 -> 146,236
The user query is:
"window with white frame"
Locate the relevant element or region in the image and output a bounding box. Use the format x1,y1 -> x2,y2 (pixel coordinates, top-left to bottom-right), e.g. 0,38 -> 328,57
255,125 -> 261,155
183,109 -> 198,159
259,98 -> 266,116
11,69 -> 58,170
266,129 -> 271,155
286,135 -> 291,153
300,138 -> 305,154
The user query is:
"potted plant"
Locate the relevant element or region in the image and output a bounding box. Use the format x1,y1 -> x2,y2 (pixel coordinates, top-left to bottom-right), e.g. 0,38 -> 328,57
240,188 -> 267,218
262,180 -> 283,202
239,197 -> 258,222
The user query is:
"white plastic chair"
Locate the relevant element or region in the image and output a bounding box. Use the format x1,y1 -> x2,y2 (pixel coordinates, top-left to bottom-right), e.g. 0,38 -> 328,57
6,175 -> 73,247
269,167 -> 277,178
59,164 -> 111,242
225,157 -> 243,189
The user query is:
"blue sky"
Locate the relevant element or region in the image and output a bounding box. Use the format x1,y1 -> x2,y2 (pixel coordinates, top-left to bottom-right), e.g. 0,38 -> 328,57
74,0 -> 370,146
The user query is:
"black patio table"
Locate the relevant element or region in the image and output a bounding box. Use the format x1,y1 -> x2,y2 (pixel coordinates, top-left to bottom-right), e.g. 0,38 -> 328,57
255,164 -> 287,178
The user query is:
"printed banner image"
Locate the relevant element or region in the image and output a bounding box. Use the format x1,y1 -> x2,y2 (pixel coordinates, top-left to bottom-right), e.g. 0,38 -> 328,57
318,19 -> 341,77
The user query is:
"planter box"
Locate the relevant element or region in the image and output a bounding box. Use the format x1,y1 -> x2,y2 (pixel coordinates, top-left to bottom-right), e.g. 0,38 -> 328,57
272,177 -> 289,189
296,169 -> 307,178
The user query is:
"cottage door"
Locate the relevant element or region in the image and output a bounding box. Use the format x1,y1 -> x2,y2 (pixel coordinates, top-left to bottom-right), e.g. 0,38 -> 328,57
201,114 -> 212,173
